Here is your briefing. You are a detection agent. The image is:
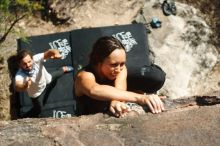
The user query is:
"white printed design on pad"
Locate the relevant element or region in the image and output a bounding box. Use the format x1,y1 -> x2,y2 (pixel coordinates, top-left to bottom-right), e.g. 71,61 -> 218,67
49,38 -> 71,59
113,32 -> 138,52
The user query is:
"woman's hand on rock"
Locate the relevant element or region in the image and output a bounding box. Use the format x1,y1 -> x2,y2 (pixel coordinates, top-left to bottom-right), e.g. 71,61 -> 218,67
109,100 -> 130,118
138,94 -> 165,114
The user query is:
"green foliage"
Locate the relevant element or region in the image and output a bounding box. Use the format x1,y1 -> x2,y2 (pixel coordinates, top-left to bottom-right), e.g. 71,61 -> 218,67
12,0 -> 43,13
0,0 -> 44,45
0,0 -> 10,12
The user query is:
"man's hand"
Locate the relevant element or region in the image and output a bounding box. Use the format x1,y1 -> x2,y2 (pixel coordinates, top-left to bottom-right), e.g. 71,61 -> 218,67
109,100 -> 130,118
44,49 -> 62,60
50,49 -> 62,59
137,94 -> 166,114
25,77 -> 32,89
15,77 -> 32,92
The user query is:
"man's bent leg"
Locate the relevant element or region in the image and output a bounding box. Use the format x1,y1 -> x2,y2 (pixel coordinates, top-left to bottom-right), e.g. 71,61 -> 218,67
50,66 -> 73,83
50,68 -> 64,82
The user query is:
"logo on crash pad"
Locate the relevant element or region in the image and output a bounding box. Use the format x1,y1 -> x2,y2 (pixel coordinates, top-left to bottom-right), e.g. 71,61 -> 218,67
49,38 -> 71,59
113,31 -> 138,52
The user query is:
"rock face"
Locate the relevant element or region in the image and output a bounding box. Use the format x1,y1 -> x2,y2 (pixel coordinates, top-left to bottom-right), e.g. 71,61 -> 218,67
0,98 -> 219,146
0,0 -> 219,145
47,0 -> 145,28
21,0 -> 145,35
178,0 -> 220,47
0,0 -> 219,126
134,0 -> 220,98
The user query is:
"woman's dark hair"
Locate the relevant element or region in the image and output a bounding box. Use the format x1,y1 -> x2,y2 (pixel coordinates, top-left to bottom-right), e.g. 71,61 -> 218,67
89,36 -> 125,66
16,49 -> 33,64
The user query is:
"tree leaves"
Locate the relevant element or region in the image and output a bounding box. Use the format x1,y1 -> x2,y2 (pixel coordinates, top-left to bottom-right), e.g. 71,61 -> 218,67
0,0 -> 44,45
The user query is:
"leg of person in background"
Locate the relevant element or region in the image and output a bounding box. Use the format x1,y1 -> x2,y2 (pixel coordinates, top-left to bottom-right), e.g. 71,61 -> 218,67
50,66 -> 74,83
42,66 -> 74,105
127,64 -> 166,94
142,64 -> 166,94
21,97 -> 42,118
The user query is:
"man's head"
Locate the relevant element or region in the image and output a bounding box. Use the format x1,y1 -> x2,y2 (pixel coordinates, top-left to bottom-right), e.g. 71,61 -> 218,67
16,49 -> 33,71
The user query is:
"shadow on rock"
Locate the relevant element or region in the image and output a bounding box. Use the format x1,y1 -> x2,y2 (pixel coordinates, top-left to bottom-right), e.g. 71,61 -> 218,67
7,55 -> 20,120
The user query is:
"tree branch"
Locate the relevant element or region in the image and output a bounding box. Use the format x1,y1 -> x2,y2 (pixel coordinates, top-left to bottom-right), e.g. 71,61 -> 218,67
0,14 -> 27,44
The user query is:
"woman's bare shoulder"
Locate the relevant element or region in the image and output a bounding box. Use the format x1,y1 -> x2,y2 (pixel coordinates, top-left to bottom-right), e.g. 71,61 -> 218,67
76,70 -> 95,80
75,70 -> 97,96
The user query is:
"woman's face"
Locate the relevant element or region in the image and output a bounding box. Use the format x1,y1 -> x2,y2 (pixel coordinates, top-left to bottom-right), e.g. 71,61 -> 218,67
99,48 -> 126,80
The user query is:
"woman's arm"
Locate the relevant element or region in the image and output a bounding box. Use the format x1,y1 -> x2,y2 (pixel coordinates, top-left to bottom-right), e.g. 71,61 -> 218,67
75,70 -> 141,102
114,65 -> 127,90
75,69 -> 165,113
111,66 -> 130,117
113,66 -> 165,114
